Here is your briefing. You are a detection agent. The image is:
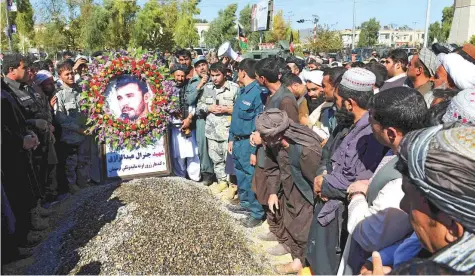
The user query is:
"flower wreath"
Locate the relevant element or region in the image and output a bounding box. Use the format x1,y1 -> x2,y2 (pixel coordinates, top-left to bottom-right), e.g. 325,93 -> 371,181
80,51 -> 179,150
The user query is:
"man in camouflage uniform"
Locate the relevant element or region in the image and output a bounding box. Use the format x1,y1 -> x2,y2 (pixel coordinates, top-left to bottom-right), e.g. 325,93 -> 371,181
197,63 -> 238,194
54,60 -> 90,194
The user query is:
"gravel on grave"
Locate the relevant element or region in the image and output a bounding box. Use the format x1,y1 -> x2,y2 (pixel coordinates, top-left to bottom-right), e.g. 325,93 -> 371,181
40,177 -> 275,275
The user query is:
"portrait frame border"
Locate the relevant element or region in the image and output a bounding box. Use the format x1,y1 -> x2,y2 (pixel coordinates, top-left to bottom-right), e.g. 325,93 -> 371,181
99,131 -> 172,181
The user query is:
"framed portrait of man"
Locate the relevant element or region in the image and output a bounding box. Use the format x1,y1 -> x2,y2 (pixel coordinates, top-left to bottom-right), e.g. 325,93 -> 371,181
101,74 -> 172,180
104,75 -> 153,122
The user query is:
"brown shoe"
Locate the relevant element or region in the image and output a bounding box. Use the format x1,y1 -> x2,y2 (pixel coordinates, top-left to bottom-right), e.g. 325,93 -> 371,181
266,243 -> 290,256
257,231 -> 278,242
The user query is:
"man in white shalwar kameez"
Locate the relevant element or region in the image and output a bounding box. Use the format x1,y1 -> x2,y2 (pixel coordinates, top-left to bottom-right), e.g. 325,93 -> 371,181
170,65 -> 200,181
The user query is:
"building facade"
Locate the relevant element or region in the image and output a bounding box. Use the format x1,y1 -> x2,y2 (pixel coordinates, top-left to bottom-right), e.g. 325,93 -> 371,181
340,28 -> 425,48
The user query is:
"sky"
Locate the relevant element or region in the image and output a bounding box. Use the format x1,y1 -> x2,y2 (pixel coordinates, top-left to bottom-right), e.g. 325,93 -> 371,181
192,0 -> 454,31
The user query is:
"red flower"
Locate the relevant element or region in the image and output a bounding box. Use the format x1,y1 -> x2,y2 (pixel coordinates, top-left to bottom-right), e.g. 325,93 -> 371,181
152,64 -> 157,70
139,130 -> 144,135
125,131 -> 130,137
124,118 -> 130,124
145,63 -> 150,69
132,124 -> 137,130
107,119 -> 113,126
138,60 -> 145,66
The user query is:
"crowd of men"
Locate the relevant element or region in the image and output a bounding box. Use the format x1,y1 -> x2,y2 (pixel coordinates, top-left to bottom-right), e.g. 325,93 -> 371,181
2,42 -> 475,275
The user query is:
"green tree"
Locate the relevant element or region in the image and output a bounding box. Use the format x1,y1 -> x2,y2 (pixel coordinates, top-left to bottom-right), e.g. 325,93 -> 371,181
469,35 -> 475,45
0,0 -> 35,52
307,26 -> 342,53
82,5 -> 110,52
357,18 -> 380,47
428,5 -> 454,43
132,1 -> 175,50
104,0 -> 138,49
441,6 -> 454,41
266,10 -> 289,43
428,21 -> 443,44
34,22 -> 69,56
204,4 -> 238,49
238,4 -> 260,50
174,0 -> 200,48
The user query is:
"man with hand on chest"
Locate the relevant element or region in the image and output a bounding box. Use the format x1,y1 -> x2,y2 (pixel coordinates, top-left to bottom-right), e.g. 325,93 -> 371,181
197,63 -> 239,195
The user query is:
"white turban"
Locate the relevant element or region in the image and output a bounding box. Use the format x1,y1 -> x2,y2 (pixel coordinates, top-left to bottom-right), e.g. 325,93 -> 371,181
439,53 -> 475,90
303,70 -> 324,86
35,70 -> 53,85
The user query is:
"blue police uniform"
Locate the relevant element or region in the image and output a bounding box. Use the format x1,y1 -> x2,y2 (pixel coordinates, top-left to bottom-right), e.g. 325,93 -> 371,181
228,80 -> 264,219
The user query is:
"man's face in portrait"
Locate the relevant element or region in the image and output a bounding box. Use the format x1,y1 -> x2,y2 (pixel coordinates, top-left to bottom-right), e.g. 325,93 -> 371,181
116,81 -> 149,121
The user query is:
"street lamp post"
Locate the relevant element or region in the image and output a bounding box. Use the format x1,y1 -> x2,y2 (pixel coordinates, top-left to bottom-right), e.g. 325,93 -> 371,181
352,0 -> 356,49
423,0 -> 431,47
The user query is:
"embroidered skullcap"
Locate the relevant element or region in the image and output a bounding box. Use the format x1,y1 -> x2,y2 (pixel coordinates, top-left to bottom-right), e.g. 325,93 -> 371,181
340,67 -> 376,92
418,48 -> 440,77
34,70 -> 53,84
442,89 -> 475,126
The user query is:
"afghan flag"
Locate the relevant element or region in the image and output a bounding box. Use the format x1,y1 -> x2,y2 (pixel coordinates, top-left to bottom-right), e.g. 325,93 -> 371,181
238,24 -> 248,51
290,32 -> 295,53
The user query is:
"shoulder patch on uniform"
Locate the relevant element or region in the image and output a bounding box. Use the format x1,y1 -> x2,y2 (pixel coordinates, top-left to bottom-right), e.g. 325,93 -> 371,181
229,82 -> 239,88
242,100 -> 251,106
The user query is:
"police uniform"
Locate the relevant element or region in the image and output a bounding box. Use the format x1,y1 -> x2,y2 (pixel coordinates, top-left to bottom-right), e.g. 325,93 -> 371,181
55,83 -> 90,191
186,74 -> 214,177
197,80 -> 238,182
228,80 -> 264,219
170,83 -> 200,181
3,77 -> 51,198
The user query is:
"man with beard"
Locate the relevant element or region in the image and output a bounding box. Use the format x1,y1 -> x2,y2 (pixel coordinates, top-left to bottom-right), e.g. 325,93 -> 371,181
309,67 -> 347,141
186,56 -> 214,185
170,64 -> 200,181
304,68 -> 387,274
33,70 -> 60,206
391,125 -> 475,274
115,76 -> 151,122
303,70 -> 325,114
256,109 -> 322,274
380,49 -> 408,91
407,48 -> 439,107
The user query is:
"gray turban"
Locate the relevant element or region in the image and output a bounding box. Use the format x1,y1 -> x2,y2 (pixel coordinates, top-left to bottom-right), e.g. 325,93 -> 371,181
256,108 -> 322,150
399,125 -> 475,232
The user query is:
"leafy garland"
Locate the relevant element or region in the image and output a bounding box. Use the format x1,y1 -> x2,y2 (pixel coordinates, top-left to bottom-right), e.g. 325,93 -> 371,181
80,50 -> 179,150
